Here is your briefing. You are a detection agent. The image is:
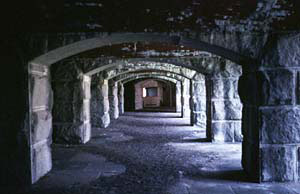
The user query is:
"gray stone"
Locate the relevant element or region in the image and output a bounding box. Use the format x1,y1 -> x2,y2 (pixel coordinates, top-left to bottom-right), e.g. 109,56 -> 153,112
31,110 -> 53,144
31,141 -> 52,183
211,121 -> 241,142
261,145 -> 297,182
30,75 -> 52,109
261,69 -> 295,105
261,107 -> 300,144
212,79 -> 233,99
53,122 -> 90,144
194,111 -> 207,129
262,35 -> 300,68
212,100 -> 242,120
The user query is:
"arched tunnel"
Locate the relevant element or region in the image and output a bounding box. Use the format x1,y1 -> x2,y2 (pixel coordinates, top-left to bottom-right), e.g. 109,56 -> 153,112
6,31 -> 295,193
25,35 -> 259,194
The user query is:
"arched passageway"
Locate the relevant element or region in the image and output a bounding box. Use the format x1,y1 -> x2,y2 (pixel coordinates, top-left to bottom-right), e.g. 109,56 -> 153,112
24,33 -> 300,190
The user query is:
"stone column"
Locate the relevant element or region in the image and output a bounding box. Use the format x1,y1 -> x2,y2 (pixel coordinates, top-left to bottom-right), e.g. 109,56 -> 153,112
191,74 -> 207,129
208,76 -> 242,143
181,78 -> 191,118
118,83 -> 124,115
52,72 -> 91,144
109,81 -> 119,119
176,81 -> 182,113
91,76 -> 110,128
29,64 -> 53,183
240,34 -> 300,182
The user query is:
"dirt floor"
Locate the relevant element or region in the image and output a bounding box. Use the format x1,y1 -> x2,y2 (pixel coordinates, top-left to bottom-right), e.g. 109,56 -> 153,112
29,112 -> 300,194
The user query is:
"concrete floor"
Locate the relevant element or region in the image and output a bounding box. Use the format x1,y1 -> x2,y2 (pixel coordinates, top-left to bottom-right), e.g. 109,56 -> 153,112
30,112 -> 300,194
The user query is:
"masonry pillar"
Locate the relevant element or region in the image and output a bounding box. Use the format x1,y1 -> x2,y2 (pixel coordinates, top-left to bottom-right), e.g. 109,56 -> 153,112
109,81 -> 119,119
181,79 -> 190,118
176,81 -> 182,113
240,34 -> 300,182
191,74 -> 207,129
52,69 -> 91,144
118,83 -> 125,115
91,76 -> 110,128
29,64 -> 53,183
208,74 -> 242,143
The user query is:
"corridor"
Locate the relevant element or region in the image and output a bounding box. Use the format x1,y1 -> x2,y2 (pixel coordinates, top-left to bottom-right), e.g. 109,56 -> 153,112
30,112 -> 299,194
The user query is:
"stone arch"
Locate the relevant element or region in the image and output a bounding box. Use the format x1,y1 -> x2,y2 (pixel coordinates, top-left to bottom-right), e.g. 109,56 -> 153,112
121,75 -> 178,84
105,62 -> 196,80
27,32 -> 249,184
30,33 -> 251,67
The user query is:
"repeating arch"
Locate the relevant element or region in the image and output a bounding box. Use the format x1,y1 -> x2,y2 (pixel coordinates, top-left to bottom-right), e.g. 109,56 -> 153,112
30,33 -> 251,67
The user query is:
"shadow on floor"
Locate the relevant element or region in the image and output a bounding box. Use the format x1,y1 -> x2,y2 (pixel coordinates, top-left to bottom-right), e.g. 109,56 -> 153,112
188,169 -> 253,183
124,113 -> 181,119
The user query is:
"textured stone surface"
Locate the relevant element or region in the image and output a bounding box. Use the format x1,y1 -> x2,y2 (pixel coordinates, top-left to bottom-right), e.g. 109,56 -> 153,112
211,121 -> 241,142
261,145 -> 297,182
109,82 -> 119,119
31,110 -> 53,144
181,79 -> 190,118
30,75 -> 53,109
261,69 -> 295,105
53,122 -> 90,144
261,107 -> 300,144
31,142 -> 52,183
176,81 -> 182,112
91,78 -> 110,128
212,79 -> 233,99
262,35 -> 300,68
212,100 -> 242,120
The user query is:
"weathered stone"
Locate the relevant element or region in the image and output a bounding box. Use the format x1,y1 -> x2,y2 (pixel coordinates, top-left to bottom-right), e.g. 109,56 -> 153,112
261,145 -> 297,182
193,97 -> 206,111
91,78 -> 110,128
212,100 -> 242,120
31,141 -> 52,183
261,106 -> 300,144
176,81 -> 182,112
262,35 -> 300,68
53,122 -> 90,144
193,82 -> 206,97
31,75 -> 52,109
261,69 -> 295,105
211,121 -> 241,142
31,110 -> 53,144
118,83 -> 124,114
194,111 -> 207,129
109,82 -> 119,119
212,79 -> 233,99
